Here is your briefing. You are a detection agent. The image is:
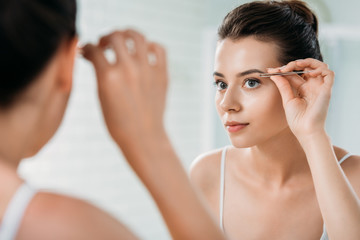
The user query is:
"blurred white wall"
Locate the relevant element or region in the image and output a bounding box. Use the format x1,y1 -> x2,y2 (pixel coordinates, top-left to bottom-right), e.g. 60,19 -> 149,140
18,0 -> 360,239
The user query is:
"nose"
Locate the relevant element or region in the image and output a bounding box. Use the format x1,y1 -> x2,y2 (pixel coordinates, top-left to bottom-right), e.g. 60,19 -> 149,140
219,86 -> 242,112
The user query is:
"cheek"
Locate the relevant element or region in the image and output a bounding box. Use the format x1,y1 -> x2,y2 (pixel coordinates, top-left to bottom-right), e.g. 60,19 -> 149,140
215,92 -> 223,115
254,90 -> 287,126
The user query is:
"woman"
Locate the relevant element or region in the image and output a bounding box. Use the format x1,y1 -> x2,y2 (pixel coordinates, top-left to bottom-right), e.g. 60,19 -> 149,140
190,1 -> 360,239
0,0 -> 224,239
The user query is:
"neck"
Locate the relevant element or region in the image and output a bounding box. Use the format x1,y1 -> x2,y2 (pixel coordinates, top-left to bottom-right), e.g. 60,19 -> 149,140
0,103 -> 41,167
0,64 -> 57,167
245,127 -> 311,188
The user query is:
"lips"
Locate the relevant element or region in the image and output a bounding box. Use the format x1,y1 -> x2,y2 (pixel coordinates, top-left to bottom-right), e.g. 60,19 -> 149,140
225,121 -> 249,133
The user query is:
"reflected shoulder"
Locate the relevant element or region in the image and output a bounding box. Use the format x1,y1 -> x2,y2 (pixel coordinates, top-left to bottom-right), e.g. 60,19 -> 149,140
17,192 -> 138,240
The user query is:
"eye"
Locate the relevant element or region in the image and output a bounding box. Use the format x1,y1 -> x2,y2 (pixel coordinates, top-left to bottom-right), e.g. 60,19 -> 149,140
244,78 -> 261,89
214,80 -> 228,91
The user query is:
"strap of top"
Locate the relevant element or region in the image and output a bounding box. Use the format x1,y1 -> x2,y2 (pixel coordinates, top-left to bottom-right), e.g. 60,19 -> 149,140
219,146 -> 229,231
320,224 -> 329,240
338,153 -> 352,165
0,183 -> 37,240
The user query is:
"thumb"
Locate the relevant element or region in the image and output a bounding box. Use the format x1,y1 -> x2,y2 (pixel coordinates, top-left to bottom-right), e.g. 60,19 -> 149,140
270,75 -> 295,105
82,43 -> 110,79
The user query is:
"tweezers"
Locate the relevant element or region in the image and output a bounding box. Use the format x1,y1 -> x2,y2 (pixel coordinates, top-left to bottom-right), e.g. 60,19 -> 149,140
259,70 -> 313,77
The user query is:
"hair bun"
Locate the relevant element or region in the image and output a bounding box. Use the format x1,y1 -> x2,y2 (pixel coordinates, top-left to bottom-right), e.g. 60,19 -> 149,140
283,0 -> 319,35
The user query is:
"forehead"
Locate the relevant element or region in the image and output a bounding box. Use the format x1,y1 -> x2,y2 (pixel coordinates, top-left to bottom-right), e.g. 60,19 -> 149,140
215,37 -> 281,73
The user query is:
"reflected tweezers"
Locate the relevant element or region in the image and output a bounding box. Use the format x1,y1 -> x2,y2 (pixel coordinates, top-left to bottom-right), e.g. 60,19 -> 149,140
259,70 -> 313,77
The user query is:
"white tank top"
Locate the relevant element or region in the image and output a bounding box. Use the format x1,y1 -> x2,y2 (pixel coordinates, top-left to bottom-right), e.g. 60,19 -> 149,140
219,146 -> 352,240
0,183 -> 37,240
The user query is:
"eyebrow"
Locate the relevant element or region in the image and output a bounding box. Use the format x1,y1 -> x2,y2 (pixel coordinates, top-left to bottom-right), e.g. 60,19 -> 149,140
213,69 -> 265,78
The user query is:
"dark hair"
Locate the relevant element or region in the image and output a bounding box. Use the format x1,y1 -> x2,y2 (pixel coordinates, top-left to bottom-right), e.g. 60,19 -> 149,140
0,0 -> 77,108
218,0 -> 323,65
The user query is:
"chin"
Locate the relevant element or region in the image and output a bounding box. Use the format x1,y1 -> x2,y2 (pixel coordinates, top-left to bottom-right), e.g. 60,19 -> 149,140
227,130 -> 275,148
230,141 -> 255,149
228,135 -> 257,149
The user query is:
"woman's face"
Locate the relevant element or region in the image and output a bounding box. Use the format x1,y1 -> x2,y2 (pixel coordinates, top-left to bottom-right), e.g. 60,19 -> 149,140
214,37 -> 289,148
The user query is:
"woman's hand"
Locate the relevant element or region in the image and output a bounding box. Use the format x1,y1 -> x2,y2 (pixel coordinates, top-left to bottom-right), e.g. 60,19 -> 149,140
82,30 -> 168,147
82,30 -> 226,240
268,58 -> 334,140
269,59 -> 360,240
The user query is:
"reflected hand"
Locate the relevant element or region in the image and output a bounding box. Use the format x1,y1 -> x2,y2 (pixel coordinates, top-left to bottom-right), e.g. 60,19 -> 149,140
268,58 -> 334,139
82,29 -> 168,146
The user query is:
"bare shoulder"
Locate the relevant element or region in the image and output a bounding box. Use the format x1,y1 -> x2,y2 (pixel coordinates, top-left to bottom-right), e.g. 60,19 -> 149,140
17,192 -> 138,240
189,147 -> 225,195
333,145 -> 360,190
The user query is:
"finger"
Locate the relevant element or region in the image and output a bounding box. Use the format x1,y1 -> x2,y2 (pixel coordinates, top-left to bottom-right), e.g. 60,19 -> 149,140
295,58 -> 327,70
148,42 -> 167,69
99,31 -> 131,65
280,60 -> 305,72
266,67 -> 306,89
291,59 -> 334,85
270,75 -> 295,105
284,74 -> 306,90
147,42 -> 168,86
279,59 -> 332,83
82,43 -> 110,76
306,67 -> 332,78
266,67 -> 282,74
323,69 -> 335,89
123,29 -> 148,63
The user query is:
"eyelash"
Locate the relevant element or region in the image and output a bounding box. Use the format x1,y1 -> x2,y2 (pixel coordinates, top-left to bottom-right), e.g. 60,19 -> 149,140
213,78 -> 261,91
213,80 -> 227,90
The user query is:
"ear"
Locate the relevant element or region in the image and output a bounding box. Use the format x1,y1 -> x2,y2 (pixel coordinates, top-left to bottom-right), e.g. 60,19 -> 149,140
56,37 -> 79,92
